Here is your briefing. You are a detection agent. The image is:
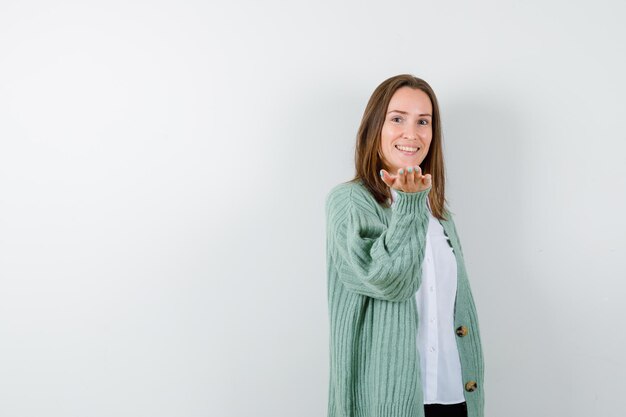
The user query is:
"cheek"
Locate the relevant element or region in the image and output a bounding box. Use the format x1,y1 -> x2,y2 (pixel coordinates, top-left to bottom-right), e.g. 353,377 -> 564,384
381,126 -> 399,143
380,130 -> 392,146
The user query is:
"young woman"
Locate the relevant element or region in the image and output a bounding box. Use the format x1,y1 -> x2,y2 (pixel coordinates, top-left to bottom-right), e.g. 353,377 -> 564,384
325,74 -> 484,417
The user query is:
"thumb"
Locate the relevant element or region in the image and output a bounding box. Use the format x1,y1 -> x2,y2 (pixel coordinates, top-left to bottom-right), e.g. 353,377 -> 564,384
380,169 -> 394,187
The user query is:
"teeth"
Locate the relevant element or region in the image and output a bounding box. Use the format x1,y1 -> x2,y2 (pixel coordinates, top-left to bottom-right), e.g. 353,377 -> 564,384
396,145 -> 418,152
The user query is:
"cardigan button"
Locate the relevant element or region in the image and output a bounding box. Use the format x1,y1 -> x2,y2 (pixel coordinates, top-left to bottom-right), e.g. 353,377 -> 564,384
456,325 -> 468,337
465,381 -> 478,392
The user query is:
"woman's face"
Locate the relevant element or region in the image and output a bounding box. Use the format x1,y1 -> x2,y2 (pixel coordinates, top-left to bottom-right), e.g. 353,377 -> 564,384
379,87 -> 433,174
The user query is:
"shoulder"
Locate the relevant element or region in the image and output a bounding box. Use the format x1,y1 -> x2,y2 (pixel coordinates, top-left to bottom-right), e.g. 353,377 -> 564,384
325,180 -> 379,217
326,180 -> 373,205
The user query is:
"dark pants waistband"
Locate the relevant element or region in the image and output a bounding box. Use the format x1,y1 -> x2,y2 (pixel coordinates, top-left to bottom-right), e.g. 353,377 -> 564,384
424,402 -> 467,417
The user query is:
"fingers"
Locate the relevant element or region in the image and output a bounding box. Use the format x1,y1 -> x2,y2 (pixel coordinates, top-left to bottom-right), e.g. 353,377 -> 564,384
405,166 -> 421,191
423,173 -> 432,188
412,167 -> 433,190
381,167 -> 433,192
406,166 -> 416,185
397,167 -> 406,188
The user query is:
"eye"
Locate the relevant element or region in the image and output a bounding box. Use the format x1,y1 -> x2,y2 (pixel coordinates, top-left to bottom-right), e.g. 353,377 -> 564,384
391,116 -> 403,123
419,119 -> 430,126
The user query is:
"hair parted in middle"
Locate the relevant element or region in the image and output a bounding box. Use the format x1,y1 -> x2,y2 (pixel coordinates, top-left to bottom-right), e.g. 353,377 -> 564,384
350,74 -> 450,220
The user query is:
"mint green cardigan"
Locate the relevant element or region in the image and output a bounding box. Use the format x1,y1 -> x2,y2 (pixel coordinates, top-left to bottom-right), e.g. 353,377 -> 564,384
325,179 -> 484,417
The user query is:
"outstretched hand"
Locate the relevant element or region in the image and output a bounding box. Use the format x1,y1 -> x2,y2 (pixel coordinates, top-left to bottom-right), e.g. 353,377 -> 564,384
381,166 -> 432,193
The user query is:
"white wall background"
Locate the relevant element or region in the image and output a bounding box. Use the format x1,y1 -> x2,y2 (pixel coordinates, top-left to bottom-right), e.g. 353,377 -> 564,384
1,0 -> 625,416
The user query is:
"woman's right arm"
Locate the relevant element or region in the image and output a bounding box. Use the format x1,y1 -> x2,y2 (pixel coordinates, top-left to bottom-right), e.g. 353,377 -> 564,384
325,184 -> 431,302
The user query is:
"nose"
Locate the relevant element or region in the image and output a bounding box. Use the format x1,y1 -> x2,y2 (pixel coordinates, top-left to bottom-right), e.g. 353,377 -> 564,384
403,123 -> 419,140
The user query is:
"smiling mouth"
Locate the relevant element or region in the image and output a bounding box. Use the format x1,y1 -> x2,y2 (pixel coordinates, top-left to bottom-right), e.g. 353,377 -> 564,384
395,144 -> 420,153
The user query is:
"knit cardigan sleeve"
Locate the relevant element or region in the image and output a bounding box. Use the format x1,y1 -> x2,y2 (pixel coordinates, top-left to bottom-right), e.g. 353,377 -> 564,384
325,182 -> 431,302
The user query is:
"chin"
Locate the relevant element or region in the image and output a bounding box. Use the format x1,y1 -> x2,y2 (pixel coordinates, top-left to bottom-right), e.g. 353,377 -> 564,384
395,158 -> 420,168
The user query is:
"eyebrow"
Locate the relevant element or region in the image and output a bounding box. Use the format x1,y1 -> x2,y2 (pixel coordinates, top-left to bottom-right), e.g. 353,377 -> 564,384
387,110 -> 432,117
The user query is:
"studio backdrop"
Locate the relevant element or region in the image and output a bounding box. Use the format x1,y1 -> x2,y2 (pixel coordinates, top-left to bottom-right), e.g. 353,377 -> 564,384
0,1 -> 624,416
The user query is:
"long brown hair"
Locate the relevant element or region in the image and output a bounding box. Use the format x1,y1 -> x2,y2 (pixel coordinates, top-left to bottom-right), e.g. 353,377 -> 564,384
350,74 -> 450,220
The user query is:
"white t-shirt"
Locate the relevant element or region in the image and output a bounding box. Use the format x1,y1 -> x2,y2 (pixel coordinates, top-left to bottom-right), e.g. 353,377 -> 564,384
390,188 -> 465,405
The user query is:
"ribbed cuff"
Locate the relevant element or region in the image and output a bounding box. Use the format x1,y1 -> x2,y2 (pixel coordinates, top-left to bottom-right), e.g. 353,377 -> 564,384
392,187 -> 431,214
